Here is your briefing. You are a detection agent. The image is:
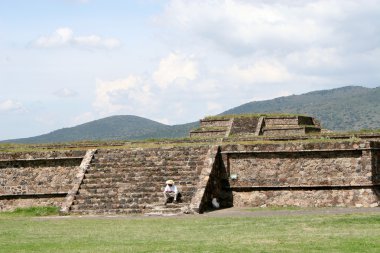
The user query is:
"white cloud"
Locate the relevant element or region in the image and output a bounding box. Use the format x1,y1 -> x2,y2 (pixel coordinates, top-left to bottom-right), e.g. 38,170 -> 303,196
34,27 -> 121,49
250,90 -> 293,102
159,0 -> 380,57
154,117 -> 170,125
34,27 -> 73,47
159,1 -> 333,55
207,102 -> 222,112
53,88 -> 78,98
228,61 -> 292,83
73,36 -> 121,49
0,99 -> 24,112
71,112 -> 95,126
153,53 -> 198,89
93,76 -> 154,115
286,47 -> 342,70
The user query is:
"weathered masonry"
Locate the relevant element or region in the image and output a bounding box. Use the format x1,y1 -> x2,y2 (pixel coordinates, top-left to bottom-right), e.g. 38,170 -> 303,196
219,141 -> 380,208
0,150 -> 86,211
1,114 -> 380,215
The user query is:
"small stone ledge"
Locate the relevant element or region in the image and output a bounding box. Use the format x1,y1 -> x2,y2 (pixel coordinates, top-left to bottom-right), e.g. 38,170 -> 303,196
226,184 -> 379,191
221,149 -> 368,154
0,193 -> 67,200
200,119 -> 231,122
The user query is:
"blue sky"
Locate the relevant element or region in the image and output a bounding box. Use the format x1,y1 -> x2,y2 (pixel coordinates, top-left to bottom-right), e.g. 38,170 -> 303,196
1,0 -> 380,140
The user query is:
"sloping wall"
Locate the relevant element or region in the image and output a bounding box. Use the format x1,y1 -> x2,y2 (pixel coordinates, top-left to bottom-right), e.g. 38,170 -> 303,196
0,151 -> 86,211
221,141 -> 380,207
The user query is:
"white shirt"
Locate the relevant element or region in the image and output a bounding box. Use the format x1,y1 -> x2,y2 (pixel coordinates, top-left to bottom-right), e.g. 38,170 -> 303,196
164,185 -> 178,194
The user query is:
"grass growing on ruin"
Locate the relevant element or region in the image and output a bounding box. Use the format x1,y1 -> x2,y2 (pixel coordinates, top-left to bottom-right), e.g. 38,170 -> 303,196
0,206 -> 59,217
204,113 -> 307,120
0,213 -> 379,252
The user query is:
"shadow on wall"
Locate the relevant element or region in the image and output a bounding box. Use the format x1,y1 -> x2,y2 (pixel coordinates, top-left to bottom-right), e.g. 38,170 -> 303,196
200,147 -> 233,213
372,144 -> 380,201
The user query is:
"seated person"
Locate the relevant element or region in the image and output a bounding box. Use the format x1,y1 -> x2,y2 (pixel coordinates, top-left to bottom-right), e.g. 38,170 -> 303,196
163,180 -> 179,204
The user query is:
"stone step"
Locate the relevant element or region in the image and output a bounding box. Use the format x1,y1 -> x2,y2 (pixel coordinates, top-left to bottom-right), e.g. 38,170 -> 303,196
143,203 -> 189,216
79,183 -> 158,191
70,202 -> 151,210
83,172 -> 198,179
70,208 -> 143,215
73,197 -> 160,205
82,175 -> 198,183
84,170 -> 198,177
75,191 -> 160,198
263,125 -> 310,129
94,150 -> 208,157
90,161 -> 205,168
87,165 -> 201,171
80,179 -> 197,187
81,176 -> 199,183
93,152 -> 204,158
76,189 -> 195,200
79,180 -> 197,190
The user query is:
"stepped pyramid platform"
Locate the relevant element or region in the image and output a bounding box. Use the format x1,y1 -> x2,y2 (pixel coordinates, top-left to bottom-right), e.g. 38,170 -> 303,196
189,118 -> 233,138
190,114 -> 321,138
1,113 -> 380,215
262,115 -> 321,136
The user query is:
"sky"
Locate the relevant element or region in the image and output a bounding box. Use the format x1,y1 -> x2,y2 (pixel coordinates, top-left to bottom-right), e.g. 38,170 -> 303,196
1,0 -> 380,140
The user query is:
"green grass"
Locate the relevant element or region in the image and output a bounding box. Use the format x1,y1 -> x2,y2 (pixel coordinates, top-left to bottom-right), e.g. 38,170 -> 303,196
0,139 -> 216,153
0,206 -> 60,217
0,213 -> 379,252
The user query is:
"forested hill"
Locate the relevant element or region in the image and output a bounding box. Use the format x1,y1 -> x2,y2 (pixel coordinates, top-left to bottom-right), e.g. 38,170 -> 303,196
222,86 -> 380,131
3,86 -> 379,144
3,115 -> 198,144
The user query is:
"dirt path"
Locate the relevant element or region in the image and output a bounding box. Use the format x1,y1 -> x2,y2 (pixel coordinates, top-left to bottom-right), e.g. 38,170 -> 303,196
202,207 -> 380,218
34,207 -> 380,221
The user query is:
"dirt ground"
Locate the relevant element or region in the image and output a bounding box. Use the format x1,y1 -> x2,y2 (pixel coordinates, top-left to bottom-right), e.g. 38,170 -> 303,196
33,207 -> 380,221
202,206 -> 380,218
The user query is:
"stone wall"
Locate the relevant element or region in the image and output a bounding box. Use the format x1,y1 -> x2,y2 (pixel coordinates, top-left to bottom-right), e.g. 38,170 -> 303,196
229,117 -> 259,136
0,197 -> 66,211
222,141 -> 380,208
0,151 -> 85,211
0,157 -> 82,169
264,116 -> 314,126
228,150 -> 370,187
200,119 -> 231,127
190,131 -> 226,138
374,147 -> 380,185
0,150 -> 85,160
191,147 -> 233,213
262,127 -> 307,136
232,188 -> 379,208
0,166 -> 80,195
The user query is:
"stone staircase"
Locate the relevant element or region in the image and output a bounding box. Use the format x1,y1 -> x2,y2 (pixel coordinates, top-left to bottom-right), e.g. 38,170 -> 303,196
70,146 -> 210,215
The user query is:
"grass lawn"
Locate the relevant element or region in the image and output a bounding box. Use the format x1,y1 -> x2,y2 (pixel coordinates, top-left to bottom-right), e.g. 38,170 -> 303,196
0,211 -> 379,253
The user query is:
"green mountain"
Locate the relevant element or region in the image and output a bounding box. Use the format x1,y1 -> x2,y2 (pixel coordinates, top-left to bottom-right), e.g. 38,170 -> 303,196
222,86 -> 380,130
2,85 -> 379,144
3,115 -> 198,144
